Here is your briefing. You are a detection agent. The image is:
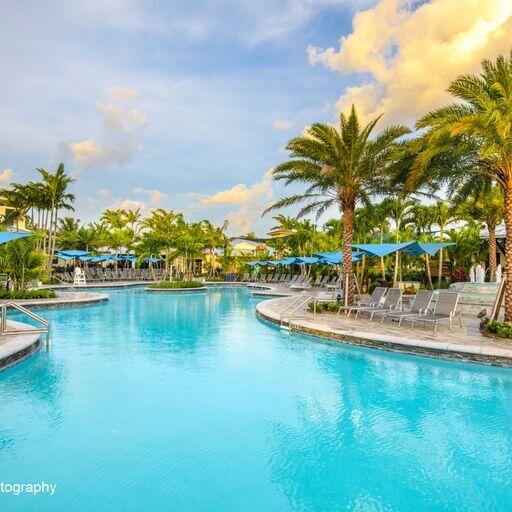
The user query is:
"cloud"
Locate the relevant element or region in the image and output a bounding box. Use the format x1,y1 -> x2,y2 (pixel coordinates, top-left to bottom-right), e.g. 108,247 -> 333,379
97,102 -> 148,134
59,87 -> 148,171
200,170 -> 273,207
307,0 -> 512,126
273,120 -> 293,131
61,134 -> 142,170
108,198 -> 152,218
104,86 -> 139,101
132,187 -> 168,205
198,170 -> 274,233
0,169 -> 14,183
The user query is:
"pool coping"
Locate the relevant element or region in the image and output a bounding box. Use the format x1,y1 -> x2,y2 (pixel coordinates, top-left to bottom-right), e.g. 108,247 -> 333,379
0,319 -> 43,372
256,296 -> 512,367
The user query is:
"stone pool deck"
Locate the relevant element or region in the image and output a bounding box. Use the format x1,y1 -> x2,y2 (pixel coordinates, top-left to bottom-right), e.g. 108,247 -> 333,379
256,295 -> 512,366
0,319 -> 44,371
0,290 -> 109,309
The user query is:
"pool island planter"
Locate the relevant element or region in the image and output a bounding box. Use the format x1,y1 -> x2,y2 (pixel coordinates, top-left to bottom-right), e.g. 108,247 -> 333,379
145,286 -> 208,293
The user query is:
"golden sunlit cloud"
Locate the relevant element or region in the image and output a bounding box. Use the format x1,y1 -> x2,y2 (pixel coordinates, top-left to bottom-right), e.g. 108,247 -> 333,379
308,0 -> 512,126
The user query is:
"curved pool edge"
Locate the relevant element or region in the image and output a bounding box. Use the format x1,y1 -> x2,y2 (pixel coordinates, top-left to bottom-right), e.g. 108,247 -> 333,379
0,319 -> 42,372
256,297 -> 512,367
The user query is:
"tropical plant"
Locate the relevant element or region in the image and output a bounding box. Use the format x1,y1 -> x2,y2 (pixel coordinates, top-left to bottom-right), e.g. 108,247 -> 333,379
455,184 -> 503,281
264,105 -> 409,304
0,238 -> 46,291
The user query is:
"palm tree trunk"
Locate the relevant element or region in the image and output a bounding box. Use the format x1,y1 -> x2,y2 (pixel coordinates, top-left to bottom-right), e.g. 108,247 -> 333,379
504,185 -> 512,321
342,203 -> 355,306
488,222 -> 497,282
425,254 -> 433,289
393,251 -> 399,287
438,227 -> 444,289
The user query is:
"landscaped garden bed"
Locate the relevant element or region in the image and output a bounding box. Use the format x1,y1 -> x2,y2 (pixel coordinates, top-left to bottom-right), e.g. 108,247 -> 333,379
0,289 -> 57,300
481,320 -> 512,340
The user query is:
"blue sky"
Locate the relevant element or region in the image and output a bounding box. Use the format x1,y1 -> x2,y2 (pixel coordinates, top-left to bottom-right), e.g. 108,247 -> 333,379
1,0 -> 510,235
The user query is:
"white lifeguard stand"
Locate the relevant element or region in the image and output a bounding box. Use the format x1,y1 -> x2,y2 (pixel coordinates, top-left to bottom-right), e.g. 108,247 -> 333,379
73,267 -> 86,286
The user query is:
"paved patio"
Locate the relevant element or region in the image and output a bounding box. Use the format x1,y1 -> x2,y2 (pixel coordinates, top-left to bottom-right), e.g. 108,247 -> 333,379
256,295 -> 512,366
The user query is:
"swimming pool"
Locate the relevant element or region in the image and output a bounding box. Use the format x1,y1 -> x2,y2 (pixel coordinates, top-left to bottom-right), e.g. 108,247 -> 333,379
1,287 -> 511,511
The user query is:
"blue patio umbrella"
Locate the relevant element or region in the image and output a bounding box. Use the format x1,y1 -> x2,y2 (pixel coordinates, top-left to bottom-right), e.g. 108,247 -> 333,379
314,251 -> 364,264
293,256 -> 320,265
0,232 -> 32,244
349,242 -> 418,257
57,249 -> 91,258
55,253 -> 74,261
90,256 -> 108,263
416,242 -> 455,256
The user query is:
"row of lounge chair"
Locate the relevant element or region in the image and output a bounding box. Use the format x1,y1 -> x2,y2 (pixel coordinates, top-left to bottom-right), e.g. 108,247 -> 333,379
57,268 -> 161,283
244,272 -> 343,290
320,287 -> 462,332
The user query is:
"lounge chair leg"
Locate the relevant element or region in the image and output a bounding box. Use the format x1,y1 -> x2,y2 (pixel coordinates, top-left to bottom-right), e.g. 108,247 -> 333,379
459,313 -> 462,328
434,322 -> 438,333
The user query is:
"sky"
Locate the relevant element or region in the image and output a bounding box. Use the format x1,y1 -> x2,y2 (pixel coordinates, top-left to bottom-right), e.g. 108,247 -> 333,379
1,0 -> 512,236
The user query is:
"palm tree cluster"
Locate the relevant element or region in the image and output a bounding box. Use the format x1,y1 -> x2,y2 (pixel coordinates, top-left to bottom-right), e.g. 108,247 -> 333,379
266,51 -> 512,317
0,163 -> 75,259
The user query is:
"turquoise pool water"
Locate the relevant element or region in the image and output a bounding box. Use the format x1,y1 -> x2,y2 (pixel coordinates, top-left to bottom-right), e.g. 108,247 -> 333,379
1,287 -> 511,511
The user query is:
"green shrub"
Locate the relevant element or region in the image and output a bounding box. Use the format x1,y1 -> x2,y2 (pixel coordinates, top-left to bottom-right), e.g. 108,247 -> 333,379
148,280 -> 204,289
204,277 -> 225,282
484,320 -> 512,338
0,289 -> 57,300
327,302 -> 339,312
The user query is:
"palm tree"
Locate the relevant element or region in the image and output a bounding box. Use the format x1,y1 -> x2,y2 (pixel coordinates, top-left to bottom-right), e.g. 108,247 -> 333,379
409,51 -> 512,319
455,184 -> 503,281
201,220 -> 228,277
100,209 -> 126,230
264,105 -> 409,304
35,164 -> 75,261
380,196 -> 417,286
432,201 -> 458,287
412,204 -> 437,289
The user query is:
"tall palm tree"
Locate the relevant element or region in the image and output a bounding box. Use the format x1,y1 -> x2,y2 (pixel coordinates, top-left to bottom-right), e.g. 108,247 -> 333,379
34,164 -> 75,262
409,51 -> 512,319
264,105 -> 409,304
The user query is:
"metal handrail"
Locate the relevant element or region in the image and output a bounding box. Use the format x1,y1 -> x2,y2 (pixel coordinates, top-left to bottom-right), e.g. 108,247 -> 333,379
1,302 -> 50,348
52,275 -> 79,292
280,294 -> 313,328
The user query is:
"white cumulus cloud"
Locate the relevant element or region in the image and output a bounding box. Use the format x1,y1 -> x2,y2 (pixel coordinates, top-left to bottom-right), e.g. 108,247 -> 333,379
307,0 -> 512,126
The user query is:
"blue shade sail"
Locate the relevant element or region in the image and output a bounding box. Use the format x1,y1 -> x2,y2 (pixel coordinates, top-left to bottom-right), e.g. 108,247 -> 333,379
0,232 -> 32,244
